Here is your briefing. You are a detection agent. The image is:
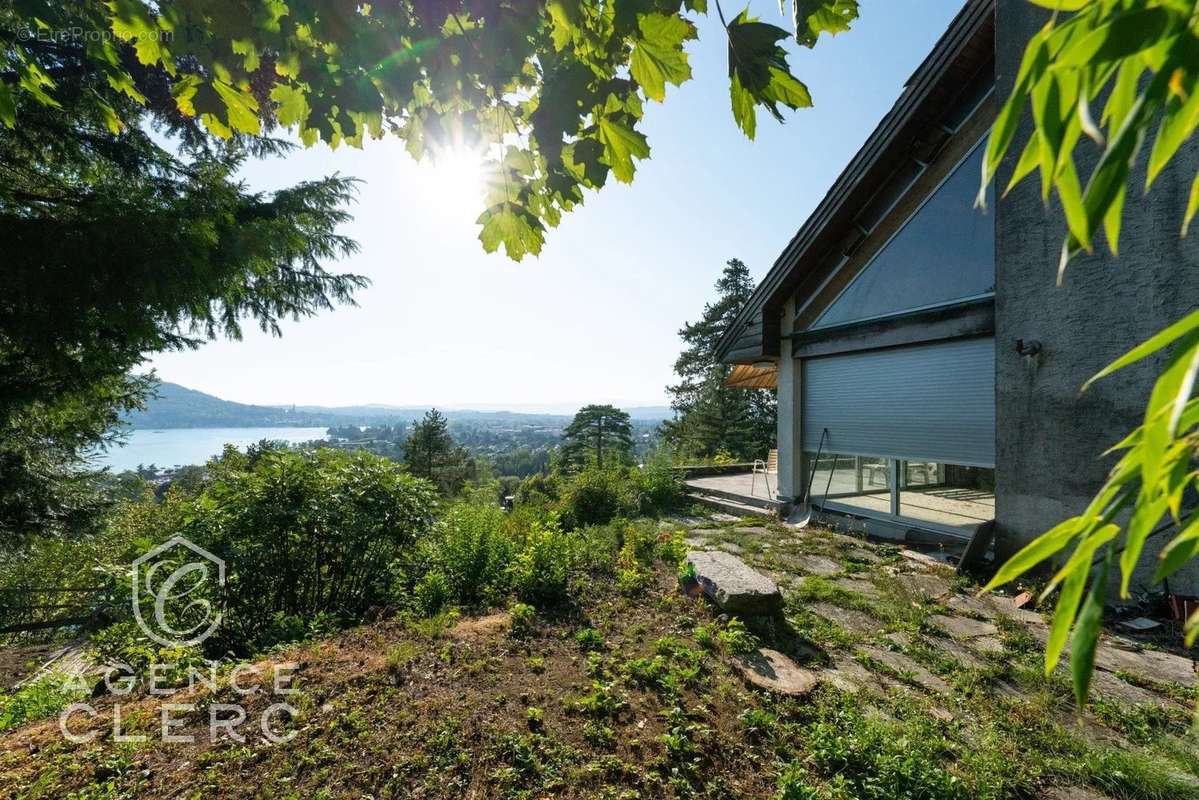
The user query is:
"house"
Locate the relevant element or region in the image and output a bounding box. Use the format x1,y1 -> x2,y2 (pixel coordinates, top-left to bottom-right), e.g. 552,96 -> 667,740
713,0 -> 1199,584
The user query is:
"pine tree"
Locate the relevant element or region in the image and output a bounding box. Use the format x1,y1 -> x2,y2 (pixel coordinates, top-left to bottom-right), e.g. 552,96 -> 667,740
662,259 -> 777,460
561,405 -> 633,470
404,410 -> 453,483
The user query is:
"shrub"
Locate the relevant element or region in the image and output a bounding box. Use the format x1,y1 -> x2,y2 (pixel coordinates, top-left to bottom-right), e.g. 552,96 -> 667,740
412,570 -> 452,616
633,452 -> 684,515
508,602 -> 536,637
424,501 -> 512,606
89,621 -> 206,683
187,448 -> 438,655
509,517 -> 573,606
558,466 -> 638,529
575,628 -> 604,651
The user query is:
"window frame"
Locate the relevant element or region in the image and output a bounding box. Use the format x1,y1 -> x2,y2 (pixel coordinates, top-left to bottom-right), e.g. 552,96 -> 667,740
802,135 -> 995,332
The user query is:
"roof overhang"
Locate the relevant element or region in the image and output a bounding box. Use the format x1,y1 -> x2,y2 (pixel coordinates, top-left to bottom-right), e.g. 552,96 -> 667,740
715,0 -> 995,364
725,363 -> 778,390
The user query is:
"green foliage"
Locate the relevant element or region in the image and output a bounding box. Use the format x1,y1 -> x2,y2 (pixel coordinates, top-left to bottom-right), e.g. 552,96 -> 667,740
412,570 -> 453,616
508,517 -> 573,606
662,258 -> 776,461
508,601 -> 536,637
632,451 -> 685,515
405,409 -> 476,496
561,405 -> 634,470
422,501 -> 513,607
982,0 -> 1199,704
574,627 -> 605,651
1,1 -> 847,262
188,447 -> 437,654
0,673 -> 87,732
89,620 -> 206,682
558,466 -> 640,528
716,617 -> 760,655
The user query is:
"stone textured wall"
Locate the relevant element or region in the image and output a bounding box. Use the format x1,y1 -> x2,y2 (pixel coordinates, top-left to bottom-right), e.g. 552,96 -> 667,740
994,0 -> 1199,591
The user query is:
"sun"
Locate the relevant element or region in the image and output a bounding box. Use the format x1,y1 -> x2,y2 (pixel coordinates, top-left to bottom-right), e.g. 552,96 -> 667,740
422,145 -> 487,210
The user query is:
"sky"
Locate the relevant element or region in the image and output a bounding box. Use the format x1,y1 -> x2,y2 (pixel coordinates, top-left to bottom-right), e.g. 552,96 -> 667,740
146,0 -> 968,414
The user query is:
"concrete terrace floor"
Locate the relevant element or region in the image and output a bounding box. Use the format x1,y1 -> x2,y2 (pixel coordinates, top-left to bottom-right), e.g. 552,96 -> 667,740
673,514 -> 1199,799
685,472 -> 995,533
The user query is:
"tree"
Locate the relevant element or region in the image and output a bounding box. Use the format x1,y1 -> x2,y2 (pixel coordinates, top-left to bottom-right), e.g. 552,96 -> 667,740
662,258 -> 776,460
561,405 -> 633,469
979,0 -> 1199,704
2,1 -> 860,261
404,409 -> 476,494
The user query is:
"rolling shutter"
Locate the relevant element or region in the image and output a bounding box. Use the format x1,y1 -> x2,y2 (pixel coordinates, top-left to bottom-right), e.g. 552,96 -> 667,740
801,337 -> 995,467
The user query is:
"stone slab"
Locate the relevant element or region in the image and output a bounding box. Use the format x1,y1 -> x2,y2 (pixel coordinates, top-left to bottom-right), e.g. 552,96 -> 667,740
857,646 -> 952,695
1093,644 -> 1196,688
832,577 -> 883,600
735,648 -> 818,696
685,550 -> 783,616
928,614 -> 999,641
795,554 -> 843,577
894,573 -> 952,600
808,602 -> 883,636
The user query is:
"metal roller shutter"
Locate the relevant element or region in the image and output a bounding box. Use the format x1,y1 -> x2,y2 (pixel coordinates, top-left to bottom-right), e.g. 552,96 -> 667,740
801,337 -> 995,467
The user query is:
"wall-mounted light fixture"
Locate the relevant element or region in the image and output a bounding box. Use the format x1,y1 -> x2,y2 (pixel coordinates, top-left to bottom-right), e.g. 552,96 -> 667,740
1015,338 -> 1042,356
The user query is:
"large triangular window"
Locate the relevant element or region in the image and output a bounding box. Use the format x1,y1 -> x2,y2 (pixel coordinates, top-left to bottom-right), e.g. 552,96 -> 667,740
812,142 -> 995,329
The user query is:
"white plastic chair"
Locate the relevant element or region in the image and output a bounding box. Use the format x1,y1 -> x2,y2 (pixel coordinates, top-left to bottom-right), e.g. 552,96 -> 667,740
751,449 -> 778,498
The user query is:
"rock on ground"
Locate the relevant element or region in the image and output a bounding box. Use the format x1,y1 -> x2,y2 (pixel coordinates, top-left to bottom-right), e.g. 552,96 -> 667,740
735,648 -> 818,696
685,551 -> 783,616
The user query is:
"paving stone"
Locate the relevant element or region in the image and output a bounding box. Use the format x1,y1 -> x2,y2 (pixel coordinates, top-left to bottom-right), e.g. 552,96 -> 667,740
808,602 -> 883,636
687,528 -> 723,537
832,577 -> 883,600
684,537 -> 710,548
928,614 -> 999,641
718,542 -> 744,556
685,551 -> 783,616
819,655 -> 903,695
736,526 -> 775,537
901,549 -> 955,569
944,594 -> 1003,619
1042,787 -> 1117,800
734,648 -> 818,696
927,636 -> 988,670
1089,668 -> 1179,708
968,636 -> 1005,655
857,645 -> 952,695
894,573 -> 952,600
843,546 -> 884,564
795,554 -> 843,577
1093,643 -> 1197,688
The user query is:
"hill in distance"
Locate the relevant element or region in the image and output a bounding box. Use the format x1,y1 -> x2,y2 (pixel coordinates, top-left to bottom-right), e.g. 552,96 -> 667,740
126,382 -> 670,429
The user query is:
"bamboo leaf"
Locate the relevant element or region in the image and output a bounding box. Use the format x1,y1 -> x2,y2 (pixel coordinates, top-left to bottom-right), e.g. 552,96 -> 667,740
1070,552 -> 1109,704
1154,513 -> 1199,582
1083,308 -> 1199,389
983,516 -> 1083,592
1184,171 -> 1199,235
1139,329 -> 1199,489
1119,493 -> 1168,597
1045,561 -> 1086,676
1053,7 -> 1180,69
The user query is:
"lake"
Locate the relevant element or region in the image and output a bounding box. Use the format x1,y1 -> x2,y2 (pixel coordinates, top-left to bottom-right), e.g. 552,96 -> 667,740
93,427 -> 330,472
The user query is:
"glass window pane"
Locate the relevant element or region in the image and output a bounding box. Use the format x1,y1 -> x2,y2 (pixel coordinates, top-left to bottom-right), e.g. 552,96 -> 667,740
899,462 -> 995,533
802,452 -> 890,517
813,143 -> 995,329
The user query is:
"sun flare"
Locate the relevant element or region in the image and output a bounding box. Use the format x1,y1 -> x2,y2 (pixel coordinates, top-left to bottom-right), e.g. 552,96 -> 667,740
422,146 -> 487,209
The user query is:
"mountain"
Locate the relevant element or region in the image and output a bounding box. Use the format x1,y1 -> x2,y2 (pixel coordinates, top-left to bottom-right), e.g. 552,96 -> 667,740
126,383 -> 331,429
125,383 -> 672,429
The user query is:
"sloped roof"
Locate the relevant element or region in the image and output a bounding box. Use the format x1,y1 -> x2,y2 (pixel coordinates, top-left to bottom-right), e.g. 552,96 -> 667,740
715,0 -> 995,363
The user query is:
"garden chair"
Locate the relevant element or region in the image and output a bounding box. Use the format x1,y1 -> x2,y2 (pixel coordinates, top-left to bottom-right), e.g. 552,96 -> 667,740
751,449 -> 778,498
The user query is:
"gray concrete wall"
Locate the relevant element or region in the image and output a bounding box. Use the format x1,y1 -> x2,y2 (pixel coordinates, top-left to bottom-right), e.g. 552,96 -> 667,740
994,0 -> 1199,591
